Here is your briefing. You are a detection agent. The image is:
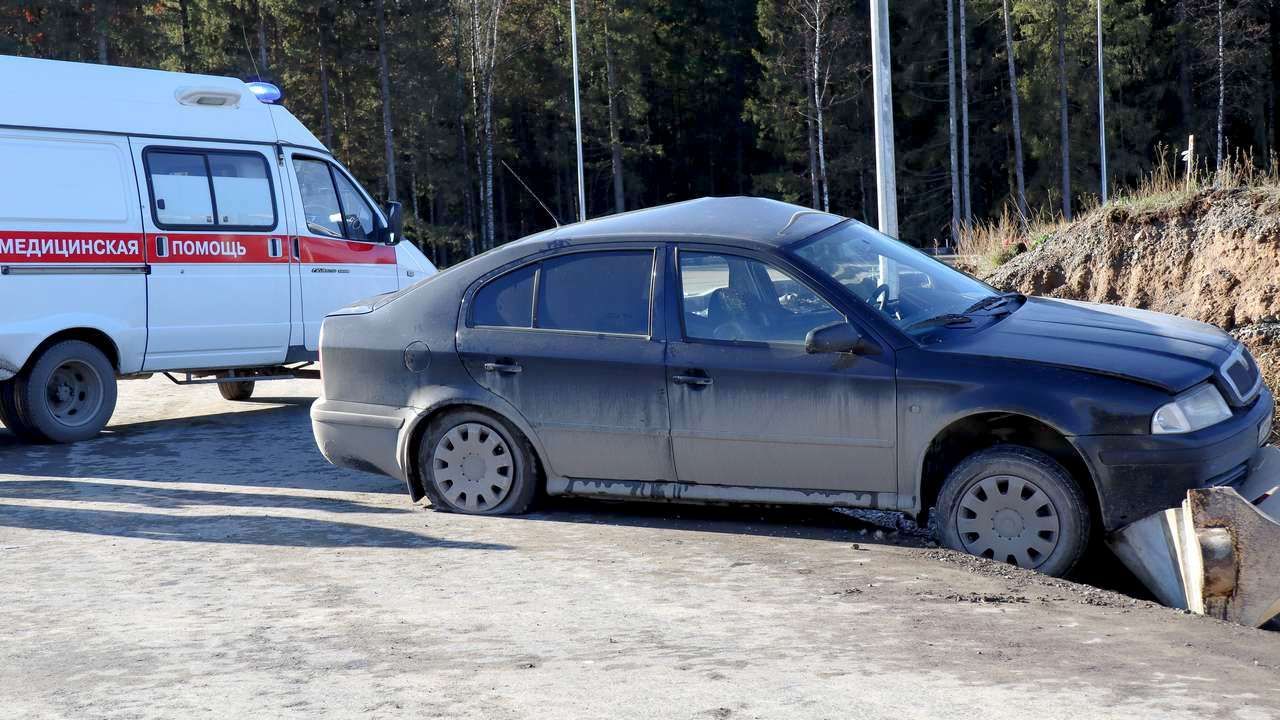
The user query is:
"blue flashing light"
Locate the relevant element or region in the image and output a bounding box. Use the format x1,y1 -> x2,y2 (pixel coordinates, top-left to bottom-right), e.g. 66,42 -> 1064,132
247,81 -> 283,104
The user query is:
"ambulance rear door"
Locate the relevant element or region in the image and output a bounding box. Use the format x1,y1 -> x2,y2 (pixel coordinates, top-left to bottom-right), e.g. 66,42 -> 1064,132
282,149 -> 397,350
132,140 -> 292,370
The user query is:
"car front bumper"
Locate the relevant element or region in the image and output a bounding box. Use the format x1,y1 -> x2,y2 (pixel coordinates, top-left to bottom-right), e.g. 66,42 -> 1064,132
1073,387 -> 1275,531
311,398 -> 415,489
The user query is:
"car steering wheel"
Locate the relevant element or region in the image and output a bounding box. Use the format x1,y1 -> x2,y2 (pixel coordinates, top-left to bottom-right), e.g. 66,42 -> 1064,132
868,283 -> 891,313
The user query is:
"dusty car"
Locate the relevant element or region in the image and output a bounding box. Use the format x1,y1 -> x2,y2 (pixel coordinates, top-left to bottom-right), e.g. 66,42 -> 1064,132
311,197 -> 1274,579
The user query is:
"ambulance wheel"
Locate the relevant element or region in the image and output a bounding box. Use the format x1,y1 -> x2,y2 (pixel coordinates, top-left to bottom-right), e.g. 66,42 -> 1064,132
16,340 -> 117,444
0,380 -> 41,442
218,381 -> 255,401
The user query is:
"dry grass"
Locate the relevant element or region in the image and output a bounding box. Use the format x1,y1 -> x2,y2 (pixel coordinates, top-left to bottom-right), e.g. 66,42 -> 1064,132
961,147 -> 1280,274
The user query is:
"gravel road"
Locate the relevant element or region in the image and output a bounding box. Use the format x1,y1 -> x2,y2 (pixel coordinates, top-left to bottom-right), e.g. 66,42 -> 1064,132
2,377 -> 1278,719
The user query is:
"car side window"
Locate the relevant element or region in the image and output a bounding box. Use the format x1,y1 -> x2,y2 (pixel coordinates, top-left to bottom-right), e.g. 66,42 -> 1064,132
679,250 -> 843,345
146,149 -> 275,230
473,264 -> 536,328
536,250 -> 653,335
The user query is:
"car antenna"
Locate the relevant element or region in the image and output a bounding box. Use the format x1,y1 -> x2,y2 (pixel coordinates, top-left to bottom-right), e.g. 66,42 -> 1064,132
502,160 -> 560,228
777,209 -> 828,236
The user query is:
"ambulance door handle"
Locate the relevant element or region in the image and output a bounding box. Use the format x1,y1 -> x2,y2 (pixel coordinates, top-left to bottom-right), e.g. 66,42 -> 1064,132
291,237 -> 300,261
154,235 -> 169,258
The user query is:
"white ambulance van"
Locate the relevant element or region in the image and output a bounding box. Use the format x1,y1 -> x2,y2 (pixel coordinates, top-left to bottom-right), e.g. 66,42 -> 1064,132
0,56 -> 436,443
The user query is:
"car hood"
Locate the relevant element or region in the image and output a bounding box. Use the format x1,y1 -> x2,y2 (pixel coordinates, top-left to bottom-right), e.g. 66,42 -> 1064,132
930,297 -> 1235,393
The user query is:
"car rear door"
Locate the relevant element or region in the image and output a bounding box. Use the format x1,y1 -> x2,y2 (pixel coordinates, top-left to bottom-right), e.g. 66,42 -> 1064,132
132,141 -> 291,370
283,150 -> 397,350
665,245 -> 897,493
455,244 -> 673,482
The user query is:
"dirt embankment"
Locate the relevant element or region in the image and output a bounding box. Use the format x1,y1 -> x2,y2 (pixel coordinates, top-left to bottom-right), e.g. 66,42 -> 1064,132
983,187 -> 1280,440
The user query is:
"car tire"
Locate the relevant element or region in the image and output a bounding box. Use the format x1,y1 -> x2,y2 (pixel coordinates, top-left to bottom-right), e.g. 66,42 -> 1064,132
0,379 -> 41,442
218,381 -> 255,401
935,445 -> 1091,578
13,340 -> 118,444
418,408 -> 537,515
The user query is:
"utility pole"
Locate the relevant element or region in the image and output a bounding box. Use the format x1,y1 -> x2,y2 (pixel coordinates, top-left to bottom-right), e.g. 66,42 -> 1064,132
869,0 -> 898,295
869,0 -> 897,239
570,0 -> 587,223
1097,0 -> 1108,203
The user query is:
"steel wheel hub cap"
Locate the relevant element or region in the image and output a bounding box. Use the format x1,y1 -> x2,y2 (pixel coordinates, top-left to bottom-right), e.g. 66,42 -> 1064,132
956,474 -> 1061,569
431,422 -> 514,511
44,360 -> 103,429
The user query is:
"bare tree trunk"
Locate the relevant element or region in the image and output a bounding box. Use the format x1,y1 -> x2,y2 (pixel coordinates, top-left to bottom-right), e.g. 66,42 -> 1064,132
805,75 -> 820,209
946,0 -> 961,244
376,0 -> 398,202
959,0 -> 971,225
318,30 -> 334,148
811,0 -> 830,213
1271,0 -> 1280,163
255,0 -> 268,75
450,6 -> 477,255
603,4 -> 626,214
1001,0 -> 1028,223
1216,0 -> 1226,173
94,0 -> 109,64
1178,0 -> 1194,130
1057,0 -> 1071,220
178,0 -> 193,72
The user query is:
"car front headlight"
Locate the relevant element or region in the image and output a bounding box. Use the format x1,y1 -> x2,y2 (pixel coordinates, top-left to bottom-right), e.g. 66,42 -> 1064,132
1152,383 -> 1233,434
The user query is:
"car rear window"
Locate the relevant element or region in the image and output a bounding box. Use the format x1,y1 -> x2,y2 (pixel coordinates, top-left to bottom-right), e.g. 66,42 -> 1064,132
473,264 -> 536,328
535,251 -> 653,335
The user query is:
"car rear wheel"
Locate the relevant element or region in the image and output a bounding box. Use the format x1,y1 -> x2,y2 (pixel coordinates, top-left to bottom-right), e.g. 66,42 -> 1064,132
13,340 -> 118,444
936,445 -> 1091,578
218,380 -> 255,401
418,409 -> 536,515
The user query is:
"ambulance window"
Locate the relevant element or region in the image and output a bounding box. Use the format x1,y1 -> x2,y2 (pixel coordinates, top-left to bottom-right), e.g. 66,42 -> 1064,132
334,172 -> 376,242
209,154 -> 274,228
292,158 -> 344,239
148,152 -> 215,226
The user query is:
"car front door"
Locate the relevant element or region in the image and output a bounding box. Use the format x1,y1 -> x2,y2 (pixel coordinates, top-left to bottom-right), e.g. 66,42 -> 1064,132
133,141 -> 291,370
665,246 -> 897,493
284,150 -> 397,350
455,245 -> 673,482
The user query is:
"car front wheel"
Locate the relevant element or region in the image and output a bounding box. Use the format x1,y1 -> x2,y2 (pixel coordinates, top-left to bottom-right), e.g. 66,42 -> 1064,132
418,409 -> 536,515
935,445 -> 1091,578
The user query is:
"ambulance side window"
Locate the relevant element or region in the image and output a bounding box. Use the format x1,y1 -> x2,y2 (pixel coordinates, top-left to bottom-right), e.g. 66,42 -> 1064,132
144,148 -> 276,230
148,152 -> 215,226
291,157 -> 377,242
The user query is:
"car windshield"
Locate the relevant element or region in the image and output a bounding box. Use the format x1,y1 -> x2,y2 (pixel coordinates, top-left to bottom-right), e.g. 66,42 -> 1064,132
790,221 -> 1000,332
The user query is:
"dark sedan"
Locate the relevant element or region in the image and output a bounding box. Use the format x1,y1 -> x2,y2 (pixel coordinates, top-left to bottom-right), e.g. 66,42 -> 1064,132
311,197 -> 1274,578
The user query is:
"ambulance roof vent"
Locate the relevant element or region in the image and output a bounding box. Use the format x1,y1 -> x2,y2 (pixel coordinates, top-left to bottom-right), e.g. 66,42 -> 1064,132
174,86 -> 242,108
246,81 -> 283,104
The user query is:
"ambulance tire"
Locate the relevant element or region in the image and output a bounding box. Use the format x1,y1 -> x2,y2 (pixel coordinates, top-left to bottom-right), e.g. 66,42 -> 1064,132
17,341 -> 118,444
0,380 -> 41,442
218,381 -> 255,401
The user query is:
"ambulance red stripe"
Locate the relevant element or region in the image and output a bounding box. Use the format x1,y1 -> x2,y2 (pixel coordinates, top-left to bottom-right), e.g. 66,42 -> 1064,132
0,231 -> 145,264
146,232 -> 287,264
298,235 -> 397,265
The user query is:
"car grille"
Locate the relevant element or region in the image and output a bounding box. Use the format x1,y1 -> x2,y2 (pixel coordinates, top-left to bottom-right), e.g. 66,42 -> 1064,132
1221,345 -> 1263,405
1208,462 -> 1249,488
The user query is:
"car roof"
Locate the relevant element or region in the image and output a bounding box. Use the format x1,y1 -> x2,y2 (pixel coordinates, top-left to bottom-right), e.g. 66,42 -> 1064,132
517,197 -> 848,249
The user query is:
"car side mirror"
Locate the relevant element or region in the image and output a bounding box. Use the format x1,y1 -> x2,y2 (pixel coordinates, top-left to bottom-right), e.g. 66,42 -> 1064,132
805,321 -> 879,355
381,201 -> 403,245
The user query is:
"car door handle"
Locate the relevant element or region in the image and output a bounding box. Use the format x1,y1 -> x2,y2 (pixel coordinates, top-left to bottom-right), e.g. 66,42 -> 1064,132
672,374 -> 713,387
483,361 -> 523,374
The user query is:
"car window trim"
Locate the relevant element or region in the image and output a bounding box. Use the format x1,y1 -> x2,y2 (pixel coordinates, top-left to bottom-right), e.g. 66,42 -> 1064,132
465,245 -> 660,340
142,145 -> 279,232
673,244 -> 850,350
